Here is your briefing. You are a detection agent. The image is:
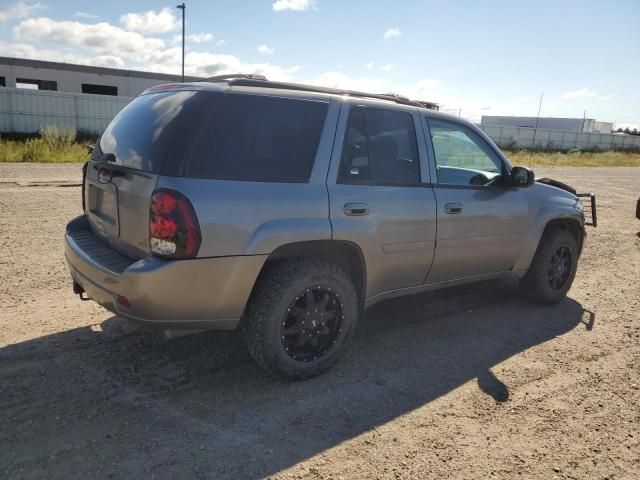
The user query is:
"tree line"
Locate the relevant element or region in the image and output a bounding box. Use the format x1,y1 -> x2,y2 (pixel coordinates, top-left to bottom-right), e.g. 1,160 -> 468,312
615,127 -> 640,136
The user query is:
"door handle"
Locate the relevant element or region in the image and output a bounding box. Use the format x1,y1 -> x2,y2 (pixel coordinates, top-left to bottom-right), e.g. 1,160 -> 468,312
445,202 -> 463,214
344,203 -> 369,216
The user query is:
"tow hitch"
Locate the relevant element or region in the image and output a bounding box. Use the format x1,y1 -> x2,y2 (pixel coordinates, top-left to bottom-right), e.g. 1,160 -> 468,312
577,193 -> 597,227
73,281 -> 91,301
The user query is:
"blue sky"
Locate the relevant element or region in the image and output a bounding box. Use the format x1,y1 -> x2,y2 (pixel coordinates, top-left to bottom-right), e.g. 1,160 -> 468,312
0,0 -> 638,127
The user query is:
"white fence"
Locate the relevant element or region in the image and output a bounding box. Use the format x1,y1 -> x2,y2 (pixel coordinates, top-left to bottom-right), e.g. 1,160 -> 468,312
481,124 -> 640,151
0,87 -> 131,135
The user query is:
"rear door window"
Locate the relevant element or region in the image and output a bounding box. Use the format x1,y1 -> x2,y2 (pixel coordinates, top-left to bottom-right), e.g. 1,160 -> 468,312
187,94 -> 328,183
99,90 -> 210,173
338,106 -> 420,185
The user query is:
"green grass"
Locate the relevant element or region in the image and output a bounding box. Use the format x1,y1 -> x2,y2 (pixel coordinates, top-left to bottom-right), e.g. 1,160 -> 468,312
0,127 -> 90,163
505,150 -> 640,167
1,129 -> 639,167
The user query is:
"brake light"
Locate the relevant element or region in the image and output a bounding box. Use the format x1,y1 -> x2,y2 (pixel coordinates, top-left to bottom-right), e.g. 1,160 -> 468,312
149,189 -> 201,259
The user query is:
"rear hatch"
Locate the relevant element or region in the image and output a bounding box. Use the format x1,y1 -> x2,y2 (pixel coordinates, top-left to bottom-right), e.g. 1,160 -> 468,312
85,87 -> 214,260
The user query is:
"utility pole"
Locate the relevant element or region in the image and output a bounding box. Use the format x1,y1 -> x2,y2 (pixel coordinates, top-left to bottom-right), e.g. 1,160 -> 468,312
176,3 -> 186,82
532,91 -> 543,152
534,91 -> 544,130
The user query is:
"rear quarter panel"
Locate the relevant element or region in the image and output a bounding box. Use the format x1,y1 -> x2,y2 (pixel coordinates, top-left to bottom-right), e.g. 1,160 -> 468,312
154,178 -> 332,257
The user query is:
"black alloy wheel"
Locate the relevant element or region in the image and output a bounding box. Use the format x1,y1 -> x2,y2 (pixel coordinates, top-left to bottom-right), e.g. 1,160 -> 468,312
281,287 -> 343,362
548,245 -> 573,291
242,259 -> 359,380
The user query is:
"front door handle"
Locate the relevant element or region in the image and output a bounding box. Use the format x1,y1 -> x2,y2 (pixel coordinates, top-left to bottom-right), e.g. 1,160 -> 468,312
445,202 -> 463,214
344,203 -> 369,216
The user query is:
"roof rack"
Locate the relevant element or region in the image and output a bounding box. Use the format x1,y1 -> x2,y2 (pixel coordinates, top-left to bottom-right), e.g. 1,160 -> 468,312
200,74 -> 439,110
199,73 -> 268,83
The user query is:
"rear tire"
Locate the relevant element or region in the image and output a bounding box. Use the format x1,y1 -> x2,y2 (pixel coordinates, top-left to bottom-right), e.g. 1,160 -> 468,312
521,227 -> 579,304
242,259 -> 359,381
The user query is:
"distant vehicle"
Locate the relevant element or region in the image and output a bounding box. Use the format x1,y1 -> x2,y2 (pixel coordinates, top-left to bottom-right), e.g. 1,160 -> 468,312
65,76 -> 596,380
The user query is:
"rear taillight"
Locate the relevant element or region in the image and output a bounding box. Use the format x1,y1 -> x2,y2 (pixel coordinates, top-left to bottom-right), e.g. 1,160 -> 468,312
149,189 -> 201,259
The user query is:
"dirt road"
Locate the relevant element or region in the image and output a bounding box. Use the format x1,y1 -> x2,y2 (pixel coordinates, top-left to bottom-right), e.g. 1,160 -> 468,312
1,164 -> 638,479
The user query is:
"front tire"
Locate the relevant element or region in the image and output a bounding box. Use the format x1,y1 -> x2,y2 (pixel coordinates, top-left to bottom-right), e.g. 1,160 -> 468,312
522,227 -> 579,304
242,259 -> 359,381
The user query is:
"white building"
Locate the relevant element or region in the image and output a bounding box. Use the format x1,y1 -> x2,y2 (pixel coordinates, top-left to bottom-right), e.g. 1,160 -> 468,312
0,57 -> 202,97
480,116 -> 613,134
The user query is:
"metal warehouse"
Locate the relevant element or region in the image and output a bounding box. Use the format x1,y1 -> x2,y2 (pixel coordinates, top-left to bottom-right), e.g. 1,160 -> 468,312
0,57 -> 202,97
481,115 -> 613,134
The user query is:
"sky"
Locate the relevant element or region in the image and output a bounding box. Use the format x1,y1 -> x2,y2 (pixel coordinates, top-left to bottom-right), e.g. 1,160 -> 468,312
0,0 -> 638,128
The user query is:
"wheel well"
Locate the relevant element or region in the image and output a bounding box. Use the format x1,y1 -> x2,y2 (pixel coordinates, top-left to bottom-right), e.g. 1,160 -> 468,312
543,218 -> 584,252
260,241 -> 367,307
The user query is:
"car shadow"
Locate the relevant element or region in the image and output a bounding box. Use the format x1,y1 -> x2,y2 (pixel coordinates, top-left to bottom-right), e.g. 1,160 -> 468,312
0,278 -> 592,479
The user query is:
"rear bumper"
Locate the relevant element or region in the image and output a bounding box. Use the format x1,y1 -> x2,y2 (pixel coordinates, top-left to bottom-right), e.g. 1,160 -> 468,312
64,215 -> 266,330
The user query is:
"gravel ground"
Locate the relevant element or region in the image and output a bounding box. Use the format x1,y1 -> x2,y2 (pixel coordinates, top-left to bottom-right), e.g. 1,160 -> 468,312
1,163 -> 639,480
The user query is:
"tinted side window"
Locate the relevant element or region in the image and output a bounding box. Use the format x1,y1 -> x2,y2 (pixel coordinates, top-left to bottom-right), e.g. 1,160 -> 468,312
339,107 -> 420,185
187,94 -> 328,183
428,119 -> 502,186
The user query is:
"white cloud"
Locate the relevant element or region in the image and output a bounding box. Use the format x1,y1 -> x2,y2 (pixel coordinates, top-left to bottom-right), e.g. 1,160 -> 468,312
596,94 -> 615,101
257,44 -> 275,54
175,51 -> 300,80
188,32 -> 213,43
409,78 -> 444,91
306,71 -> 446,109
383,28 -> 402,39
0,40 -> 125,68
73,12 -> 99,20
172,32 -> 214,44
9,15 -> 299,81
0,1 -> 43,22
561,88 -> 597,100
380,63 -> 393,71
13,17 -> 166,61
365,62 -> 374,70
309,71 -> 390,93
92,56 -> 126,68
216,39 -> 226,47
120,7 -> 178,34
272,0 -> 315,11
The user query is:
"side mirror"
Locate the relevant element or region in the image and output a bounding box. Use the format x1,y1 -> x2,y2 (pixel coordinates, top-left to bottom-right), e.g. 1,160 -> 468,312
510,166 -> 535,187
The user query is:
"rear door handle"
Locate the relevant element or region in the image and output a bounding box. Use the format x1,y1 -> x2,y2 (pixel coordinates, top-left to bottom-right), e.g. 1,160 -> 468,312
445,202 -> 463,214
344,203 -> 369,216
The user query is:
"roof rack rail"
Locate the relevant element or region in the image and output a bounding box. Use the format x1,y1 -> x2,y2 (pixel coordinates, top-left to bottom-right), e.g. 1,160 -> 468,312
199,73 -> 268,83
199,74 -> 439,110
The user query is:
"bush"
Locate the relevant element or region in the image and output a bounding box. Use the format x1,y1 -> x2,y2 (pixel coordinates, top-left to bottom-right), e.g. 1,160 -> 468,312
41,126 -> 77,150
21,138 -> 49,162
0,127 -> 89,163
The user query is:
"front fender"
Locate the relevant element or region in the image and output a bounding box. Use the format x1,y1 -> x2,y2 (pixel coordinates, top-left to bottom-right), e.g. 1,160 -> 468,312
513,203 -> 584,273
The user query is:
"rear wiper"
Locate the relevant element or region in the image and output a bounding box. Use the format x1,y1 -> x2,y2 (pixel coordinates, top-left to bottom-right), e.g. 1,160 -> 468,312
93,156 -> 127,177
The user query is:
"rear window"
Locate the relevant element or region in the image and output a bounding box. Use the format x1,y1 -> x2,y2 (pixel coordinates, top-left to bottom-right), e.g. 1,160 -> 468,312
186,94 -> 328,183
99,90 -> 209,173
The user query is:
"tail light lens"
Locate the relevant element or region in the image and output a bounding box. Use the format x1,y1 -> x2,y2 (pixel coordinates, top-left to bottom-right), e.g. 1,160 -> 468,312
149,189 -> 201,259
